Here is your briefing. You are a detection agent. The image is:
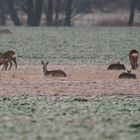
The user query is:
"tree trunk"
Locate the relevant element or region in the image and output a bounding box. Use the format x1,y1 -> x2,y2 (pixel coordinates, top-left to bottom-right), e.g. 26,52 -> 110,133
128,0 -> 136,26
0,1 -> 6,25
26,0 -> 44,26
54,0 -> 62,26
46,0 -> 54,26
7,0 -> 20,26
26,0 -> 34,25
65,0 -> 72,26
33,0 -> 44,26
0,9 -> 5,25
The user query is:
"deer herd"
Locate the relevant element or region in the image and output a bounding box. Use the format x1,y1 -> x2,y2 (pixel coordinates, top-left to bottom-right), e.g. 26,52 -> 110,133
107,49 -> 139,79
0,49 -> 139,79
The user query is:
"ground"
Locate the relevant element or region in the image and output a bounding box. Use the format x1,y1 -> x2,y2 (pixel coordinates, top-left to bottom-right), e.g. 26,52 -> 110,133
0,64 -> 140,96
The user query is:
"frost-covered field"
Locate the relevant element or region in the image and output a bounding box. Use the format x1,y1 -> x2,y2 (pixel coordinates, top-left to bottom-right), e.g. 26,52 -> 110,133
0,27 -> 140,140
0,27 -> 140,64
0,95 -> 140,140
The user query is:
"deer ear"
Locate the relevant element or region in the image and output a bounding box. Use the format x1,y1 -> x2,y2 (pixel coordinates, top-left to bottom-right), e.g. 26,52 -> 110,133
46,61 -> 49,65
41,61 -> 44,65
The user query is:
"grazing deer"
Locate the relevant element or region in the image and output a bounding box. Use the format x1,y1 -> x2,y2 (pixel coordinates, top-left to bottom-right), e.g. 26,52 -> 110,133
0,50 -> 17,71
4,50 -> 17,70
119,70 -> 136,79
129,49 -> 139,70
0,52 -> 8,70
107,61 -> 126,70
41,61 -> 67,77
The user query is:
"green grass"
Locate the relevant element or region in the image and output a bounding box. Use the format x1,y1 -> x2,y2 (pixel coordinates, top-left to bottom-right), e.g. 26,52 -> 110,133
0,27 -> 140,64
0,95 -> 140,140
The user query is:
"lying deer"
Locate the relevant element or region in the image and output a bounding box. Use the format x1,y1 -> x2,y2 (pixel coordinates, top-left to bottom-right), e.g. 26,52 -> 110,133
129,49 -> 139,70
119,70 -> 136,79
107,61 -> 126,70
41,61 -> 67,77
0,50 -> 17,71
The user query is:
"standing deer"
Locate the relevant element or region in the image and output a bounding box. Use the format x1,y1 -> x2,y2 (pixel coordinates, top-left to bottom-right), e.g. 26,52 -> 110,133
4,50 -> 17,70
41,61 -> 67,77
0,52 -> 8,71
129,49 -> 139,70
0,50 -> 17,71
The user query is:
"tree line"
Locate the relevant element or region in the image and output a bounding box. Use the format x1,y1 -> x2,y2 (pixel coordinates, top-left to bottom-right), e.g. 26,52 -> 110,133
0,0 -> 140,26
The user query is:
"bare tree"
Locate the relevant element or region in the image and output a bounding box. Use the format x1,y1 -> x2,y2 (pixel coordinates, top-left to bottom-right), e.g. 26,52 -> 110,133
128,0 -> 136,26
46,0 -> 54,26
54,0 -> 62,26
0,1 -> 6,25
24,0 -> 44,26
0,0 -> 21,26
25,0 -> 34,25
33,0 -> 44,26
7,0 -> 20,25
65,0 -> 72,26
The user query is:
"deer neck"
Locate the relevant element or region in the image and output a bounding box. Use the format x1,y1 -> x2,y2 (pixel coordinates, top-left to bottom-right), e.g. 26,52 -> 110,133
43,67 -> 48,75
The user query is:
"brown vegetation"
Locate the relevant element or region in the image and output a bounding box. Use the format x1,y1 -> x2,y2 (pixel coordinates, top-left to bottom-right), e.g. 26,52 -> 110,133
0,29 -> 12,34
0,64 -> 139,96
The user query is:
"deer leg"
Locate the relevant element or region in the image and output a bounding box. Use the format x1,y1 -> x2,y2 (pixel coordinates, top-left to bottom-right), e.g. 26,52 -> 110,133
2,61 -> 8,71
2,65 -> 5,71
12,58 -> 17,70
0,64 -> 4,71
8,60 -> 12,70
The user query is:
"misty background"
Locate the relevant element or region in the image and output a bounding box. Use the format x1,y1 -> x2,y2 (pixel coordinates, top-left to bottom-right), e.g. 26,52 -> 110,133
0,0 -> 139,27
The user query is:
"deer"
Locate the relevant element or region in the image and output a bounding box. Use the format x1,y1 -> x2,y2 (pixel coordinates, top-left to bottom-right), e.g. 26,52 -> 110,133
129,49 -> 139,70
0,50 -> 17,71
41,61 -> 67,77
107,61 -> 126,70
119,70 -> 136,79
0,52 -> 9,71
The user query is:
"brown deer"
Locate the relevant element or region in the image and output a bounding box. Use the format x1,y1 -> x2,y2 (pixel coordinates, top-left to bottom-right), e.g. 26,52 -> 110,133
107,61 -> 126,70
0,52 -> 8,70
129,49 -> 139,70
41,61 -> 66,77
4,50 -> 17,70
0,50 -> 17,71
119,70 -> 136,79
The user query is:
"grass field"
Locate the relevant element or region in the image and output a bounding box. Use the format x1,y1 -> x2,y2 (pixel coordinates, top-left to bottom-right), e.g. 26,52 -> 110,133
0,95 -> 140,140
0,27 -> 140,140
0,27 -> 140,64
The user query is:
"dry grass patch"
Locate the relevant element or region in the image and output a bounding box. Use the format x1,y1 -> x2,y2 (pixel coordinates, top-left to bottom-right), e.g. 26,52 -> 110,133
0,68 -> 43,81
74,12 -> 140,26
0,64 -> 140,96
94,12 -> 128,26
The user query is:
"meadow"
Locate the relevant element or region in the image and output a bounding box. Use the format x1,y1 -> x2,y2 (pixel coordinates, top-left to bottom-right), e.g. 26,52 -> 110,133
0,27 -> 140,140
0,95 -> 140,140
0,27 -> 140,64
